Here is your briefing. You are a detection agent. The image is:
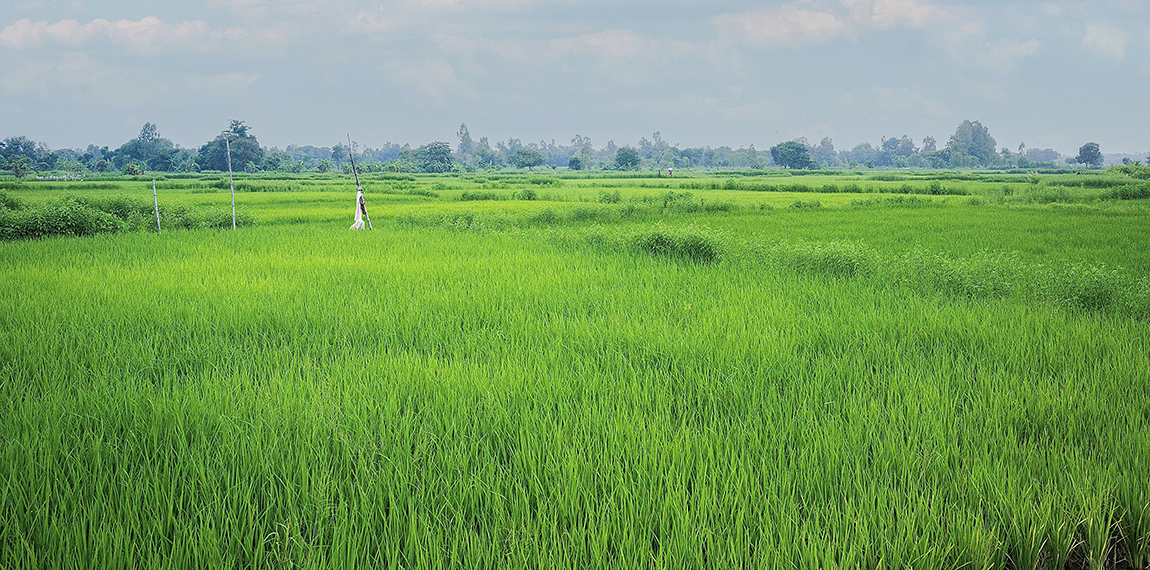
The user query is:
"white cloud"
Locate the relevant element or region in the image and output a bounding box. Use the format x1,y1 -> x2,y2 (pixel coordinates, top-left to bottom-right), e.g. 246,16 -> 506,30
974,38 -> 1040,73
348,10 -> 401,33
713,6 -> 850,49
0,51 -> 167,106
842,0 -> 955,30
0,17 -> 282,54
871,86 -> 951,118
181,72 -> 262,95
1082,23 -> 1130,59
651,94 -> 785,124
383,57 -> 465,102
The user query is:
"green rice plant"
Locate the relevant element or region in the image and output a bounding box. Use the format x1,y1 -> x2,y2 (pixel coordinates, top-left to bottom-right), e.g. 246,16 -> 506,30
1079,490 -> 1117,569
849,196 -> 932,208
765,240 -> 876,278
630,224 -> 721,264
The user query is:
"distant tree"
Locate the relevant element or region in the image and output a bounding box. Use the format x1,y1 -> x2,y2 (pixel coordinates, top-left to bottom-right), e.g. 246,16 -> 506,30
946,120 -> 997,166
812,137 -> 836,167
331,143 -> 347,168
473,138 -> 503,168
196,121 -> 265,172
115,123 -> 179,171
457,123 -> 474,161
121,161 -> 143,175
770,141 -> 815,169
11,157 -> 30,178
614,147 -> 640,170
1,136 -> 44,166
317,159 -> 332,173
922,136 -> 937,153
510,147 -> 547,170
1074,142 -> 1102,168
568,156 -> 585,171
414,141 -> 454,173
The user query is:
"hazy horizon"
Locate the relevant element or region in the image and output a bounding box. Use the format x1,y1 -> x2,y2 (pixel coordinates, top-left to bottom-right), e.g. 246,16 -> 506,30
3,0 -> 1148,156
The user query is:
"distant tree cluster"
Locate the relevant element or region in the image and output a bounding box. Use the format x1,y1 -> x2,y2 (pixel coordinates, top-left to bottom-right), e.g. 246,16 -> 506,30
1,119 -> 1117,178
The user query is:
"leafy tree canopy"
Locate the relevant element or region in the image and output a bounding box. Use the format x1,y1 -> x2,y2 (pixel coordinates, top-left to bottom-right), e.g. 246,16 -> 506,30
1074,142 -> 1103,168
414,141 -> 454,173
946,120 -> 997,166
115,123 -> 178,172
196,121 -> 265,172
770,141 -> 815,169
615,147 -> 640,170
510,147 -> 547,170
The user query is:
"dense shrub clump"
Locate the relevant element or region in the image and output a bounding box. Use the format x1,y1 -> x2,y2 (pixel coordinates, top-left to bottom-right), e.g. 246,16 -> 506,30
0,194 -> 254,240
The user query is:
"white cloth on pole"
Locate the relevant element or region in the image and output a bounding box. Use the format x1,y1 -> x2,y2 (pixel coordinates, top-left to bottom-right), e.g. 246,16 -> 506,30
350,189 -> 365,230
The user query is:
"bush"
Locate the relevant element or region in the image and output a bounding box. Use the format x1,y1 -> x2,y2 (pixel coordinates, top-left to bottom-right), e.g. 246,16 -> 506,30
1043,263 -> 1122,312
632,229 -> 721,264
1102,183 -> 1150,200
598,190 -> 621,204
514,188 -> 538,201
770,241 -> 875,278
789,200 -> 822,209
460,191 -> 502,201
41,197 -> 125,237
0,191 -> 24,211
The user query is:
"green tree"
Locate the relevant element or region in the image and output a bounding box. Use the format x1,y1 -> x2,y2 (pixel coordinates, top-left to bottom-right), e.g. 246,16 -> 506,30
568,156 -> 585,170
946,120 -> 997,166
317,159 -> 332,173
510,147 -> 546,170
614,147 -> 640,170
1074,142 -> 1103,168
11,157 -> 30,179
770,141 -> 815,169
114,123 -> 179,171
457,123 -> 474,162
414,141 -> 455,173
196,121 -> 265,172
1,136 -> 44,166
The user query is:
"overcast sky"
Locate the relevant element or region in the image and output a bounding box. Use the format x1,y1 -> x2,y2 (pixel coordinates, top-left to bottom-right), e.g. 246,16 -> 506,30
2,0 -> 1147,155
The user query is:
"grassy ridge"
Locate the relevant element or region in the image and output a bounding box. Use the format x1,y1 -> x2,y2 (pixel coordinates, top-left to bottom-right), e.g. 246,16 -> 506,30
1,173 -> 1149,568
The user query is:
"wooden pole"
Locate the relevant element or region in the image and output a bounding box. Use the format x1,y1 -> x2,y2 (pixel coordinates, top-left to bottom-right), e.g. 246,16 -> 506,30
152,179 -> 161,233
225,136 -> 236,230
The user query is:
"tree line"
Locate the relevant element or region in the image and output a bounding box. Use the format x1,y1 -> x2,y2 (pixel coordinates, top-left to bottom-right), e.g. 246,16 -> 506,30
1,119 -> 1120,178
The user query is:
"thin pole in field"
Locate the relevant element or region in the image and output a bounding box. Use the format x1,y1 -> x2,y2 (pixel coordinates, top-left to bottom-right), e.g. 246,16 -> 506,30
152,179 -> 161,233
225,136 -> 236,230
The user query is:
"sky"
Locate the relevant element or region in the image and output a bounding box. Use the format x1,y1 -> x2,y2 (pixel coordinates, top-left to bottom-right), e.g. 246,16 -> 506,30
1,0 -> 1147,156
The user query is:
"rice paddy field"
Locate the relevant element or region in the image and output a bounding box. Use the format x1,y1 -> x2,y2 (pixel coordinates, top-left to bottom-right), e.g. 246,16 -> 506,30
1,169 -> 1149,569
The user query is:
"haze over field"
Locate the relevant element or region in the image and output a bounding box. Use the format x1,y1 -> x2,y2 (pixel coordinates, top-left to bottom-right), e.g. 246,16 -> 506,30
1,0 -> 1147,155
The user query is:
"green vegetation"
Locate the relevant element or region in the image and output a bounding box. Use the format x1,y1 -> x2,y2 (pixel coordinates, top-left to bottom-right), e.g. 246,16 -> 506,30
1,170 -> 1148,568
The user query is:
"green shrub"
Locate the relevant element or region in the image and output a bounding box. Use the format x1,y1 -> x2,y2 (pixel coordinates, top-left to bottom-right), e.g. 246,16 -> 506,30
789,200 -> 822,209
1043,263 -> 1122,312
460,191 -> 502,201
1101,183 -> 1150,200
42,197 -> 124,237
0,191 -> 23,211
632,228 -> 721,264
770,241 -> 875,278
598,190 -> 621,204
